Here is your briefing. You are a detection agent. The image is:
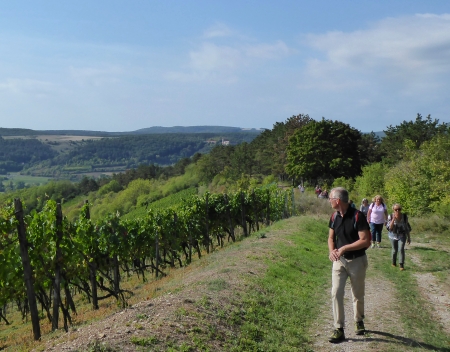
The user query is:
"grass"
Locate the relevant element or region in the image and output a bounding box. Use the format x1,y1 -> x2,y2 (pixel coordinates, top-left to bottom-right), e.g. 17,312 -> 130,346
228,217 -> 330,352
1,173 -> 53,187
370,243 -> 450,350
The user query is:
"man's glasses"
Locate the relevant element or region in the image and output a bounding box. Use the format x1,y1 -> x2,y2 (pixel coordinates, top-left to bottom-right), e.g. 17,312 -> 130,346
394,208 -> 401,211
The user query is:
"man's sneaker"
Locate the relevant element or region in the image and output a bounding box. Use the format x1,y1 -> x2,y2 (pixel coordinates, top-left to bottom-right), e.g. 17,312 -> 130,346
371,242 -> 375,249
355,321 -> 365,335
376,242 -> 381,248
400,264 -> 405,271
328,328 -> 345,343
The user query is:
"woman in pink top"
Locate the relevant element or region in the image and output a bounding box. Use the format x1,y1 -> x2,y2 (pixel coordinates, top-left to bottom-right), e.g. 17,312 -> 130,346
367,195 -> 388,248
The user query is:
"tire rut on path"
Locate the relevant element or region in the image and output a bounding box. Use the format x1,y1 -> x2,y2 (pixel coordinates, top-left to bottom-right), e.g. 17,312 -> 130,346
409,249 -> 450,336
309,261 -> 408,352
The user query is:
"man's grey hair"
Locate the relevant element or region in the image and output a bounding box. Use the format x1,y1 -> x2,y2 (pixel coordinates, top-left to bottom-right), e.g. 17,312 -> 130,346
330,187 -> 349,203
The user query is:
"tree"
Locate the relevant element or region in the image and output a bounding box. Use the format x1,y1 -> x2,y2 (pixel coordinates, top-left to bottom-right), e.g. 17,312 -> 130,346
78,177 -> 99,195
269,114 -> 313,180
196,145 -> 234,183
16,181 -> 26,190
384,134 -> 450,216
353,162 -> 386,201
286,118 -> 363,183
380,113 -> 448,164
359,132 -> 383,165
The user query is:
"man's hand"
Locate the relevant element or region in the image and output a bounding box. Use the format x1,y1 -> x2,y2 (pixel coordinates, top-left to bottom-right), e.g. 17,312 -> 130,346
329,249 -> 340,261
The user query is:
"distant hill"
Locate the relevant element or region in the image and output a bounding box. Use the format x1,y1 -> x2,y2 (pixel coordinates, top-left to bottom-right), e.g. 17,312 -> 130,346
0,126 -> 264,137
133,126 -> 263,134
0,129 -> 261,178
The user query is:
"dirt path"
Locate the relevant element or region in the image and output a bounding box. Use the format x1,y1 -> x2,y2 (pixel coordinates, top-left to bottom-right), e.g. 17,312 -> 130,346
309,266 -> 409,351
310,245 -> 450,352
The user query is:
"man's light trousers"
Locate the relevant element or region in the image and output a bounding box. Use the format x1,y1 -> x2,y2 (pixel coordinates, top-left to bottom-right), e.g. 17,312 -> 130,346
331,254 -> 368,329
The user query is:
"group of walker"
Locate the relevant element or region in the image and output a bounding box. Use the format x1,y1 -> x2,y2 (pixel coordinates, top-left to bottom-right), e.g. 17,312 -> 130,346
359,195 -> 411,270
327,188 -> 412,343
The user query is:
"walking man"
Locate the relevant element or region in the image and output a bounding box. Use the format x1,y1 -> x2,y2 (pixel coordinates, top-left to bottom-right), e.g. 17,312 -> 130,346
327,187 -> 371,343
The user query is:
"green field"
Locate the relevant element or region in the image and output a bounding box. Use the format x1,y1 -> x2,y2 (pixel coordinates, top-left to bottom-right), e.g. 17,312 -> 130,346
1,173 -> 53,188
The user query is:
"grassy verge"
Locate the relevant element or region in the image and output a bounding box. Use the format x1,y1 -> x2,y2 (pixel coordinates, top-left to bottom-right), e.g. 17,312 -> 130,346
229,216 -> 330,352
370,244 -> 450,350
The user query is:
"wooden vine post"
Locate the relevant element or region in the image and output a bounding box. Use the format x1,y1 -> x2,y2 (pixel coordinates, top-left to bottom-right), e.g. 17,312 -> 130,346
291,188 -> 295,216
265,189 -> 270,226
188,223 -> 192,264
52,203 -> 63,331
172,212 -> 178,267
224,194 -> 235,242
14,198 -> 41,341
284,192 -> 288,219
205,193 -> 210,253
240,191 -> 248,236
155,229 -> 159,278
85,200 -> 99,310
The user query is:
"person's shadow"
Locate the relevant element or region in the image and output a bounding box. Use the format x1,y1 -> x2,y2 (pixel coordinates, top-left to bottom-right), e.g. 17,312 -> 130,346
345,330 -> 449,351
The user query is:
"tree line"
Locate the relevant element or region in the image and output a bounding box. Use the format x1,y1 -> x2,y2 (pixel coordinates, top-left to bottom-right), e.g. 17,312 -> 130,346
0,132 -> 259,175
2,113 -> 447,219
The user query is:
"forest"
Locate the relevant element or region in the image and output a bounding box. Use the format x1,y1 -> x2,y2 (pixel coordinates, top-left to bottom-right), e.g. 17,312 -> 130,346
0,130 -> 259,177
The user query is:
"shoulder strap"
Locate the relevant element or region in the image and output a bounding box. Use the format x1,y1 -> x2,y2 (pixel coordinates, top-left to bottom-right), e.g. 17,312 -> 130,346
353,208 -> 359,230
330,211 -> 338,228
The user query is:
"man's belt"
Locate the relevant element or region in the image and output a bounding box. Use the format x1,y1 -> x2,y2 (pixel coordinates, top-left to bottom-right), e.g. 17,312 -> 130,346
343,251 -> 366,259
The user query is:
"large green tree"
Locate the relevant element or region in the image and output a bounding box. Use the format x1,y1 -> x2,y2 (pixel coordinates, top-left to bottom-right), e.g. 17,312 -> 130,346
380,113 -> 448,164
286,118 -> 363,183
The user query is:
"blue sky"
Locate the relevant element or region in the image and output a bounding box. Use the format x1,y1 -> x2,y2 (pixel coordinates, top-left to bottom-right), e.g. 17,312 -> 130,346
1,1 -> 450,132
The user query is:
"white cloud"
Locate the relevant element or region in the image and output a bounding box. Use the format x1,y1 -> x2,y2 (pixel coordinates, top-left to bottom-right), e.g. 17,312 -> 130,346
244,40 -> 291,59
303,14 -> 450,88
169,27 -> 292,82
189,43 -> 242,71
69,65 -> 123,86
0,78 -> 54,96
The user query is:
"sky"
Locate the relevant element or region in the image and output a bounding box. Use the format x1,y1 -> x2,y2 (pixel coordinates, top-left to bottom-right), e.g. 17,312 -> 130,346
1,1 -> 450,133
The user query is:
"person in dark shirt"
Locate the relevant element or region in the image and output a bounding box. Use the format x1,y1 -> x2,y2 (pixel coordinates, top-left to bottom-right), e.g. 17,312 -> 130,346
327,187 -> 371,343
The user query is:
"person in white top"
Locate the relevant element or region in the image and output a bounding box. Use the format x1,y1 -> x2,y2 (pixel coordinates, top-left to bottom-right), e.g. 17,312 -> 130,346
366,195 -> 388,248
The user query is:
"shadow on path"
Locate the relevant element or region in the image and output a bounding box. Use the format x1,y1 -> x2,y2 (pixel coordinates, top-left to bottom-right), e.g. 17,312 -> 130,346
344,330 -> 450,352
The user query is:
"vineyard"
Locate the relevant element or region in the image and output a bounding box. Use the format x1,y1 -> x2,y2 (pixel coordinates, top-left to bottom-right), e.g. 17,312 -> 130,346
121,187 -> 199,220
0,185 -> 295,341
